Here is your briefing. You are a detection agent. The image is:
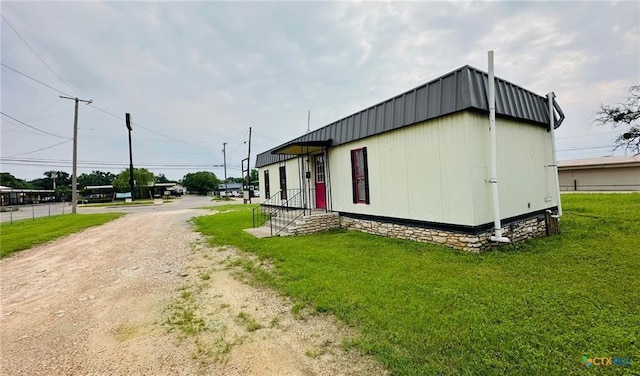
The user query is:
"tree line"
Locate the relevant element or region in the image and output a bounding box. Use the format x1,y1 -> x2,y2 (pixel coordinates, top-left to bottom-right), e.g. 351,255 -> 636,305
0,168 -> 259,199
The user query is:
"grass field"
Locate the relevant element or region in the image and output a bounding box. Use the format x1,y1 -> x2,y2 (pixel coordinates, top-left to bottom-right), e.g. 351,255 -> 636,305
0,213 -> 124,258
194,194 -> 639,375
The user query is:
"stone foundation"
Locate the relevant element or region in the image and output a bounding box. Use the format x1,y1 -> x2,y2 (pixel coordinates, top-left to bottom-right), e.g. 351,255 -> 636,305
339,214 -> 548,253
289,212 -> 341,236
281,209 -> 550,253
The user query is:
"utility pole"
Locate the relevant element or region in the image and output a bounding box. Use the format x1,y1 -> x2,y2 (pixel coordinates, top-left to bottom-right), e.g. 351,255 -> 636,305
60,96 -> 92,214
126,113 -> 135,200
222,142 -> 228,196
246,126 -> 252,204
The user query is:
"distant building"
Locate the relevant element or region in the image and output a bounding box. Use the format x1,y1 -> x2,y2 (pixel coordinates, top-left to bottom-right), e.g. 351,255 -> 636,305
558,156 -> 640,191
0,185 -> 54,206
217,182 -> 242,196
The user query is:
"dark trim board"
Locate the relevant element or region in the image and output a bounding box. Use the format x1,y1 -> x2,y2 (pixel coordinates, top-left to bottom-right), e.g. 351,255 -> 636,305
338,208 -> 558,235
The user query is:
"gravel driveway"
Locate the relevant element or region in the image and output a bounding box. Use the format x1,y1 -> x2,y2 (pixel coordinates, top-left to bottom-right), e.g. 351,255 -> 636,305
0,198 -> 385,375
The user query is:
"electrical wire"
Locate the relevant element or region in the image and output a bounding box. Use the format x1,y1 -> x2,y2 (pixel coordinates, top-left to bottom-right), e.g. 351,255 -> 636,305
1,14 -> 81,97
2,65 -> 250,161
1,66 -> 57,97
0,160 -> 244,171
0,112 -> 70,139
2,117 -> 49,137
253,129 -> 282,143
87,104 -> 217,151
0,63 -> 71,96
556,145 -> 616,152
26,98 -> 62,122
2,139 -> 72,157
0,157 -> 240,168
555,130 -> 623,140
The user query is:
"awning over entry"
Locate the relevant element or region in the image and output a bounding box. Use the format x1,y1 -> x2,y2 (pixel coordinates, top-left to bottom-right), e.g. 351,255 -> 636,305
271,140 -> 332,155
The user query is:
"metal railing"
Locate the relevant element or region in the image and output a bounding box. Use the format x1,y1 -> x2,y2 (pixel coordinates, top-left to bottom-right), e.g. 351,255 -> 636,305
252,190 -> 307,235
251,205 -> 272,228
260,189 -> 305,209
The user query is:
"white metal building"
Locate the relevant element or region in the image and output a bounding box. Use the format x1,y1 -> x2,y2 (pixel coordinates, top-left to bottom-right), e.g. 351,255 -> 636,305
255,64 -> 565,250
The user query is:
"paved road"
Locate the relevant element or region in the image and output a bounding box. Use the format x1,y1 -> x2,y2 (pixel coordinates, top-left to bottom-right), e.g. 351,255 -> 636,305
0,195 -> 241,223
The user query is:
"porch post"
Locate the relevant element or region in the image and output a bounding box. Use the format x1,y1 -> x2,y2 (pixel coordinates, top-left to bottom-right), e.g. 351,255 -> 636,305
323,147 -> 330,213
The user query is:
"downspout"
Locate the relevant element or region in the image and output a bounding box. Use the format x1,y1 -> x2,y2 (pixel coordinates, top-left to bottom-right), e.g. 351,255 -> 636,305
547,92 -> 562,217
487,51 -> 510,243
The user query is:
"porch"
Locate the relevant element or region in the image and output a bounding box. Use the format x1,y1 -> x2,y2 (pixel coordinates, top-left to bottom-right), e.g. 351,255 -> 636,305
250,189 -> 335,237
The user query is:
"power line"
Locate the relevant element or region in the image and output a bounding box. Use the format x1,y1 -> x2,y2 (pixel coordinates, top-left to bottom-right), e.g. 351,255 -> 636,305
0,157 -> 240,168
253,129 -> 283,143
555,130 -> 623,140
1,14 -> 81,97
0,111 -> 71,139
0,63 -> 71,96
26,98 -> 62,122
87,104 -> 216,151
0,64 -> 241,155
2,117 -> 48,137
2,139 -> 72,157
0,160 -> 243,171
556,145 -> 616,152
1,66 -> 57,97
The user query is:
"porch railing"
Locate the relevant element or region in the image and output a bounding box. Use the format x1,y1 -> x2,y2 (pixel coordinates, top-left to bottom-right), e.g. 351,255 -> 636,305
251,189 -> 307,235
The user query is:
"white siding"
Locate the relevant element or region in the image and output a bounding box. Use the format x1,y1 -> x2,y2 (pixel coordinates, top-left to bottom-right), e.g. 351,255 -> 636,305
259,111 -> 558,227
258,157 -> 303,202
468,113 -> 558,224
329,112 -> 476,225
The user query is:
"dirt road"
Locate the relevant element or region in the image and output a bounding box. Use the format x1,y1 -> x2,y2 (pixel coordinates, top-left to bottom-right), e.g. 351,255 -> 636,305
0,202 -> 385,375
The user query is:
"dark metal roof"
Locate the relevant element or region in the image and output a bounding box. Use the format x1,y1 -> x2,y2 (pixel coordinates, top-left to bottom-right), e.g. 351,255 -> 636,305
256,65 -> 563,168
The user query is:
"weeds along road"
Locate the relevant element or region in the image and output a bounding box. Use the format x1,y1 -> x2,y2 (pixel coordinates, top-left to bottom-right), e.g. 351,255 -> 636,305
0,195 -> 385,375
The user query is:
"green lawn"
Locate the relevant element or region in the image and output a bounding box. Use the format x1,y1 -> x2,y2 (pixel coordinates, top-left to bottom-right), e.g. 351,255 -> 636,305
193,194 -> 640,375
0,213 -> 124,258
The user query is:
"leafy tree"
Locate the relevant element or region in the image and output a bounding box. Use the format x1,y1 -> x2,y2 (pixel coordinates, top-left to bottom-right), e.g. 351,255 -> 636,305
0,173 -> 35,189
28,177 -> 50,190
225,177 -> 244,184
155,174 -> 171,183
55,186 -> 71,201
113,168 -> 155,191
44,171 -> 71,188
183,171 -> 219,195
242,169 -> 260,188
596,85 -> 640,155
78,170 -> 116,188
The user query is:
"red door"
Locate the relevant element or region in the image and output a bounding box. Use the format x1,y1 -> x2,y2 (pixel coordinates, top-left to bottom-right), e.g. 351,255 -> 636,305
315,154 -> 326,209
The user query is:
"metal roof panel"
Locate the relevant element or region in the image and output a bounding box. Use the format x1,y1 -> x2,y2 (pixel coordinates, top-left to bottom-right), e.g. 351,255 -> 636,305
256,65 -> 563,168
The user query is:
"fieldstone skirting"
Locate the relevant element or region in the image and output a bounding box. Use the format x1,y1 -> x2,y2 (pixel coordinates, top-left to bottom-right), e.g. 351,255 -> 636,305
273,208 -> 551,252
289,212 -> 341,236
339,214 -> 548,252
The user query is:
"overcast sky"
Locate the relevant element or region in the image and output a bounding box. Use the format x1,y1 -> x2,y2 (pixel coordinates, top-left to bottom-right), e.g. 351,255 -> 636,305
1,1 -> 638,182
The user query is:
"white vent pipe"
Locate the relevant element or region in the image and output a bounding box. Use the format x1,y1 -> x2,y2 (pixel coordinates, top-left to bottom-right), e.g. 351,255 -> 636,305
547,92 -> 562,217
487,51 -> 510,243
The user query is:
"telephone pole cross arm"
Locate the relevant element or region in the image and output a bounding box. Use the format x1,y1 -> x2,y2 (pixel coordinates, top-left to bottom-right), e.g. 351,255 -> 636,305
60,96 -> 92,214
